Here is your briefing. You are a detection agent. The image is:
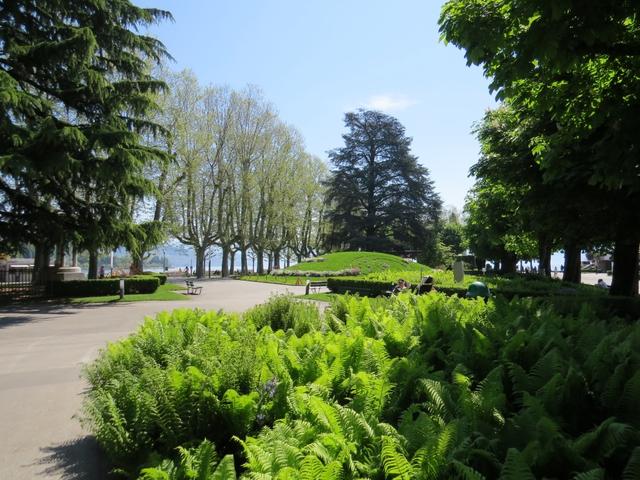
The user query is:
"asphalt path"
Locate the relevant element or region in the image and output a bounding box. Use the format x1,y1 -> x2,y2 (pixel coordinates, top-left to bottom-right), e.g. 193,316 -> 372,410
0,279 -> 306,480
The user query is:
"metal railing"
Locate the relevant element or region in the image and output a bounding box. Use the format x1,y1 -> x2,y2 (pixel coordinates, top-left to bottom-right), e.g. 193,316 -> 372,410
0,267 -> 36,297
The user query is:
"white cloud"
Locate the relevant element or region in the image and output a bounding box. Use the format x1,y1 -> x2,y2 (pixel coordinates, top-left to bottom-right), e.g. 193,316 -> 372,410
365,94 -> 416,112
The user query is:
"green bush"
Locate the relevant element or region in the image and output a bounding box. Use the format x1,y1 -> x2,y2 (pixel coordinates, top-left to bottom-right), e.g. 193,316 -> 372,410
83,294 -> 640,479
244,294 -> 322,336
326,277 -> 394,296
49,276 -> 159,297
327,276 -> 605,300
143,271 -> 168,285
124,276 -> 160,294
271,267 -> 360,277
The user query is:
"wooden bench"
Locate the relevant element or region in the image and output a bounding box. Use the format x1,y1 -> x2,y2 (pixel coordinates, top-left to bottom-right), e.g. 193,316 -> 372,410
416,276 -> 434,295
185,280 -> 202,295
305,280 -> 327,295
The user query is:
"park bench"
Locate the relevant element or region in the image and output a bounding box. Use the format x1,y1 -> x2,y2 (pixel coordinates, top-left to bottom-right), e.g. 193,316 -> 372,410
305,280 -> 327,295
185,280 -> 202,295
416,276 -> 434,295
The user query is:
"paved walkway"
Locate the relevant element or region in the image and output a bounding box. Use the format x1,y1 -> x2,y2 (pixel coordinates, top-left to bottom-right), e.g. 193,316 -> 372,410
0,280 -> 306,480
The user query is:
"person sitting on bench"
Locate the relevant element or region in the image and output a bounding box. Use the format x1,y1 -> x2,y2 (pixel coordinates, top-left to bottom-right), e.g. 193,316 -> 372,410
392,279 -> 409,294
416,275 -> 434,294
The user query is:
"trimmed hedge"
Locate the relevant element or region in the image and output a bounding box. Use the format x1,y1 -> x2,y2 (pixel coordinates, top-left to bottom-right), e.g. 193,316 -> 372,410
326,278 -> 640,319
143,272 -> 168,285
327,278 -> 394,296
49,276 -> 160,297
327,278 -> 469,298
534,295 -> 640,320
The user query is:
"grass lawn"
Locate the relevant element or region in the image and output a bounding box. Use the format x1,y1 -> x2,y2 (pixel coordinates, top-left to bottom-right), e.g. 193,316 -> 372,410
70,283 -> 188,304
287,251 -> 426,274
239,251 -> 429,285
296,292 -> 336,302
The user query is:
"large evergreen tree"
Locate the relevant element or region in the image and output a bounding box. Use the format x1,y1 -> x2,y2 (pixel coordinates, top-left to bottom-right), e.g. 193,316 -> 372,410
0,0 -> 172,279
325,110 -> 441,254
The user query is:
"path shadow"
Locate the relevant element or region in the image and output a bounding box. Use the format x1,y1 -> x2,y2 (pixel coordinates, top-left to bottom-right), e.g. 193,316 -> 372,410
0,301 -> 108,315
36,436 -> 113,480
0,302 -> 112,330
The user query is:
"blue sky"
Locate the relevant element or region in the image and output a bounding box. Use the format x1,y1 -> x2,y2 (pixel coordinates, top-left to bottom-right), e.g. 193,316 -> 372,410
137,0 -> 497,211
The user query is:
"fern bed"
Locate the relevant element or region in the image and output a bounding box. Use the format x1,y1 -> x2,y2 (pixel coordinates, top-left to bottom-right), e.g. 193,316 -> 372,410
83,294 -> 640,479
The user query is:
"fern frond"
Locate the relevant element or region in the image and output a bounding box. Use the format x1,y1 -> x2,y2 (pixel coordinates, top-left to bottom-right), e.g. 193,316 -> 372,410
623,446 -> 640,480
452,460 -> 486,480
381,436 -> 414,480
573,469 -> 604,480
499,449 -> 534,480
212,454 -> 236,480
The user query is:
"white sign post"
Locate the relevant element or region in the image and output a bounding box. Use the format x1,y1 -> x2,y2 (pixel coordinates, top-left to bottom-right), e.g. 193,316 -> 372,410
453,260 -> 465,284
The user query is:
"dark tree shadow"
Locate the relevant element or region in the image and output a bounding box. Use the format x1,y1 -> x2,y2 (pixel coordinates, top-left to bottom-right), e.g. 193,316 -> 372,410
0,302 -> 114,330
36,436 -> 113,480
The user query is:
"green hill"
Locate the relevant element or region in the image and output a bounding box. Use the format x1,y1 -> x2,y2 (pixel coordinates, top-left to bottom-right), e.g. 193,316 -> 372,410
288,251 -> 428,275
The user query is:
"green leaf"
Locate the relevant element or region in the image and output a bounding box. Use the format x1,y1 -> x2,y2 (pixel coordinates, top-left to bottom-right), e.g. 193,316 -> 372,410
212,454 -> 236,480
499,449 -> 534,480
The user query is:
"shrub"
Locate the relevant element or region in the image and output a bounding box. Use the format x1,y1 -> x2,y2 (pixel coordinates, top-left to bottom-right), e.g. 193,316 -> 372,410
143,271 -> 168,285
271,268 -> 360,277
327,275 -> 605,300
83,294 -> 640,479
327,277 -> 394,296
82,309 -> 261,470
244,294 -> 322,336
299,256 -> 325,263
49,276 -> 159,297
124,276 -> 161,294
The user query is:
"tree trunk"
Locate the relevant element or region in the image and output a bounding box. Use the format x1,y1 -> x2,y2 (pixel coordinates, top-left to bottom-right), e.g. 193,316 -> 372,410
88,249 -> 98,280
538,240 -> 552,277
286,251 -> 291,268
562,244 -> 581,284
131,255 -> 144,275
195,247 -> 206,279
256,249 -> 264,274
221,245 -> 229,278
241,248 -> 248,274
499,253 -> 517,274
610,237 -> 639,296
54,240 -> 65,268
71,245 -> 78,267
273,249 -> 280,270
229,251 -> 235,275
33,242 -> 52,285
267,253 -> 273,273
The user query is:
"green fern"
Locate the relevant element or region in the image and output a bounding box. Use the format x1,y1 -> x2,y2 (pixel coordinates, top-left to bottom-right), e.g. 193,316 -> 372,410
623,447 -> 640,480
499,449 -> 534,480
573,469 -> 604,480
381,436 -> 414,479
138,440 -> 236,480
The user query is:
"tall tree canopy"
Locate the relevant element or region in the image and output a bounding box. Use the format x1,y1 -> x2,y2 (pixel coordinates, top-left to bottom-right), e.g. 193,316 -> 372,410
154,70 -> 328,277
440,0 -> 640,295
325,110 -> 441,254
0,0 -> 172,279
